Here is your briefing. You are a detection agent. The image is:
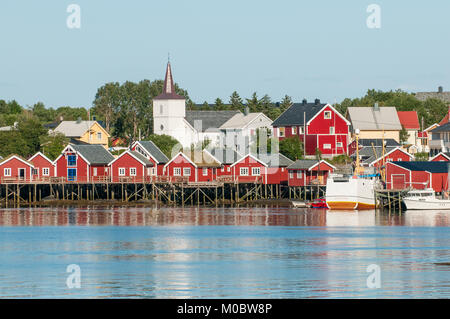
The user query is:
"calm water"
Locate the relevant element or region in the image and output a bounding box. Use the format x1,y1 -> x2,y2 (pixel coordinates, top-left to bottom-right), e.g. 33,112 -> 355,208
0,206 -> 450,298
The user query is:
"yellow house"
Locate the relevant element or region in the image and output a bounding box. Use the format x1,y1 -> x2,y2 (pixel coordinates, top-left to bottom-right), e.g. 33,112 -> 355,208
54,120 -> 110,148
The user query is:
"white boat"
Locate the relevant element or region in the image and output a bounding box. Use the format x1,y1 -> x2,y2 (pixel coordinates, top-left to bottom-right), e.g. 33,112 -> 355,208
325,174 -> 378,210
403,188 -> 450,210
292,201 -> 307,208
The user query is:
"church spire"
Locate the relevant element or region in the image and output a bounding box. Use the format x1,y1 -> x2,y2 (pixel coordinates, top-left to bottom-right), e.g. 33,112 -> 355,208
164,61 -> 175,95
154,60 -> 185,100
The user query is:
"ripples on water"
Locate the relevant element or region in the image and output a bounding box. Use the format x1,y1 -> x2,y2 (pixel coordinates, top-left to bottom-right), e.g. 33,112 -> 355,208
0,206 -> 449,298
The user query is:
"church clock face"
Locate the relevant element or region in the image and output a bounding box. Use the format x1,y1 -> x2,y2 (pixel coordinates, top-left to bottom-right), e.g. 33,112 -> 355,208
160,124 -> 164,131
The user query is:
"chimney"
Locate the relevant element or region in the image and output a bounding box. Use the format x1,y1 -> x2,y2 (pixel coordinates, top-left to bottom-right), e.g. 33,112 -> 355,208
314,98 -> 320,106
302,99 -> 307,105
76,117 -> 82,124
439,86 -> 444,93
374,102 -> 380,111
244,106 -> 249,116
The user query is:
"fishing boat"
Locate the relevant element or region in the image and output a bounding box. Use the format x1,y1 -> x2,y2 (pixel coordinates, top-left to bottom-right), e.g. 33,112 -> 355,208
325,131 -> 380,210
325,174 -> 378,210
310,198 -> 327,209
403,189 -> 450,210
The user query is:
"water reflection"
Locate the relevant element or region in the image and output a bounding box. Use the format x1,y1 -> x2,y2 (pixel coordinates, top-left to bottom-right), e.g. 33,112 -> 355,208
1,206 -> 450,227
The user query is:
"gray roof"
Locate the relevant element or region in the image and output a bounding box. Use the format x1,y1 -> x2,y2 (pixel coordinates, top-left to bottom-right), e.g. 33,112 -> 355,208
220,113 -> 268,129
430,122 -> 450,133
347,106 -> 402,131
272,101 -> 327,127
185,111 -> 241,132
208,148 -> 241,164
287,159 -> 321,170
415,91 -> 450,103
136,140 -> 169,164
129,151 -> 153,166
54,121 -> 104,138
354,146 -> 397,164
356,138 -> 401,147
70,144 -> 114,165
254,153 -> 294,167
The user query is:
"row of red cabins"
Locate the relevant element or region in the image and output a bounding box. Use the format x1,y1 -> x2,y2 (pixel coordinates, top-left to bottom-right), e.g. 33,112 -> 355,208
0,141 -> 336,186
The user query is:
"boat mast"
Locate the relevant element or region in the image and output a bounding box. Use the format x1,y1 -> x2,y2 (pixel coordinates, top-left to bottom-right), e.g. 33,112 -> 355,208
354,129 -> 363,176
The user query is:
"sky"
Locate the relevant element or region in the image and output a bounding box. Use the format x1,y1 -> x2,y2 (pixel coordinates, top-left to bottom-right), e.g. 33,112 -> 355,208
1,0 -> 450,109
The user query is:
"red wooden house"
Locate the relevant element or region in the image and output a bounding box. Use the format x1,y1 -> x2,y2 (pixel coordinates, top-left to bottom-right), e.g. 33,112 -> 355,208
430,152 -> 450,162
131,141 -> 169,176
164,151 -> 221,183
272,99 -> 350,156
0,155 -> 34,183
109,150 -> 154,183
231,153 -> 293,184
368,147 -> 413,168
385,161 -> 449,193
55,144 -> 114,182
287,159 -> 335,186
29,152 -> 56,180
208,148 -> 241,179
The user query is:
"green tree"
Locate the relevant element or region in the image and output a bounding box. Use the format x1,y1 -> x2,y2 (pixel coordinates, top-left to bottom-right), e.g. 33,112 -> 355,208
16,115 -> 48,155
399,125 -> 409,144
92,82 -> 120,133
40,132 -> 69,160
279,137 -> 304,161
229,91 -> 243,111
147,134 -> 182,159
414,152 -> 429,161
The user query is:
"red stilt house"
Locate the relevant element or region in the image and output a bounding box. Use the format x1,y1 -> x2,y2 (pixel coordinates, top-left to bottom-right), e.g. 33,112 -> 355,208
272,99 -> 350,156
208,148 -> 241,179
368,147 -> 413,168
55,144 -> 114,182
385,161 -> 449,193
109,150 -> 154,183
430,152 -> 450,162
231,153 -> 293,184
0,155 -> 34,183
287,159 -> 335,186
131,141 -> 170,176
164,150 -> 221,183
28,152 -> 56,181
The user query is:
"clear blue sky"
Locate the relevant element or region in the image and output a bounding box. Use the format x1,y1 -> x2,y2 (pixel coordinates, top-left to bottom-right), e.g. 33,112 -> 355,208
1,0 -> 450,109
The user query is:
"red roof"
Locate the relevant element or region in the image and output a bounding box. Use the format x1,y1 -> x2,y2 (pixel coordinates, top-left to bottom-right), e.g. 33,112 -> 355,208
397,111 -> 420,130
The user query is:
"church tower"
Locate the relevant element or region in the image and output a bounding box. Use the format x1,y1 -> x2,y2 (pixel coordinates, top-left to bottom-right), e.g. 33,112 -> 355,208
153,61 -> 187,145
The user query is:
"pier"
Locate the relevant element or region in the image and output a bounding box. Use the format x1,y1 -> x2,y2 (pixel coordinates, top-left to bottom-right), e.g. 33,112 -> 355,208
0,177 -> 326,207
375,189 -> 410,212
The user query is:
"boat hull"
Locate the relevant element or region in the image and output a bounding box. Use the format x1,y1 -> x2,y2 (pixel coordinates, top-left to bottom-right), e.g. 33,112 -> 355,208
403,198 -> 450,210
325,176 -> 377,211
326,201 -> 376,210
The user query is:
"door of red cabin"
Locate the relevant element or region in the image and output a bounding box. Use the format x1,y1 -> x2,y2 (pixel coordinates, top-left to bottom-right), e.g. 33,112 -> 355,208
18,168 -> 25,181
392,175 -> 405,189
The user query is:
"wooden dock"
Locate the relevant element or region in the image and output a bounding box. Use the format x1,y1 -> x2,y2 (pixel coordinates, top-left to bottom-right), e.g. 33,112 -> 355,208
375,188 -> 410,212
0,179 -> 326,207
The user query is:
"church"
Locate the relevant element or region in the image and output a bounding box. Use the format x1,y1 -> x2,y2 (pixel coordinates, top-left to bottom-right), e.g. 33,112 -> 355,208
152,62 -> 273,151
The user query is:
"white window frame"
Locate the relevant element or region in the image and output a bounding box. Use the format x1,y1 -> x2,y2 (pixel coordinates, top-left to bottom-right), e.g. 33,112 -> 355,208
292,127 -> 297,135
323,144 -> 331,149
118,168 -> 126,176
183,167 -> 191,176
279,127 -> 285,137
174,168 -> 181,176
227,167 -> 231,172
324,111 -> 332,119
42,167 -> 50,176
297,171 -> 302,178
252,167 -> 261,176
202,168 -> 208,176
336,142 -> 343,148
289,171 -> 294,179
97,132 -> 102,140
299,126 -> 305,134
93,167 -> 98,176
130,167 -> 137,176
151,167 -> 157,175
329,126 -> 335,134
240,167 -> 249,176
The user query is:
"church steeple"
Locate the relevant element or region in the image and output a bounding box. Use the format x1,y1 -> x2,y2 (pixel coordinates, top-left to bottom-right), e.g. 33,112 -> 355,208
154,61 -> 185,100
